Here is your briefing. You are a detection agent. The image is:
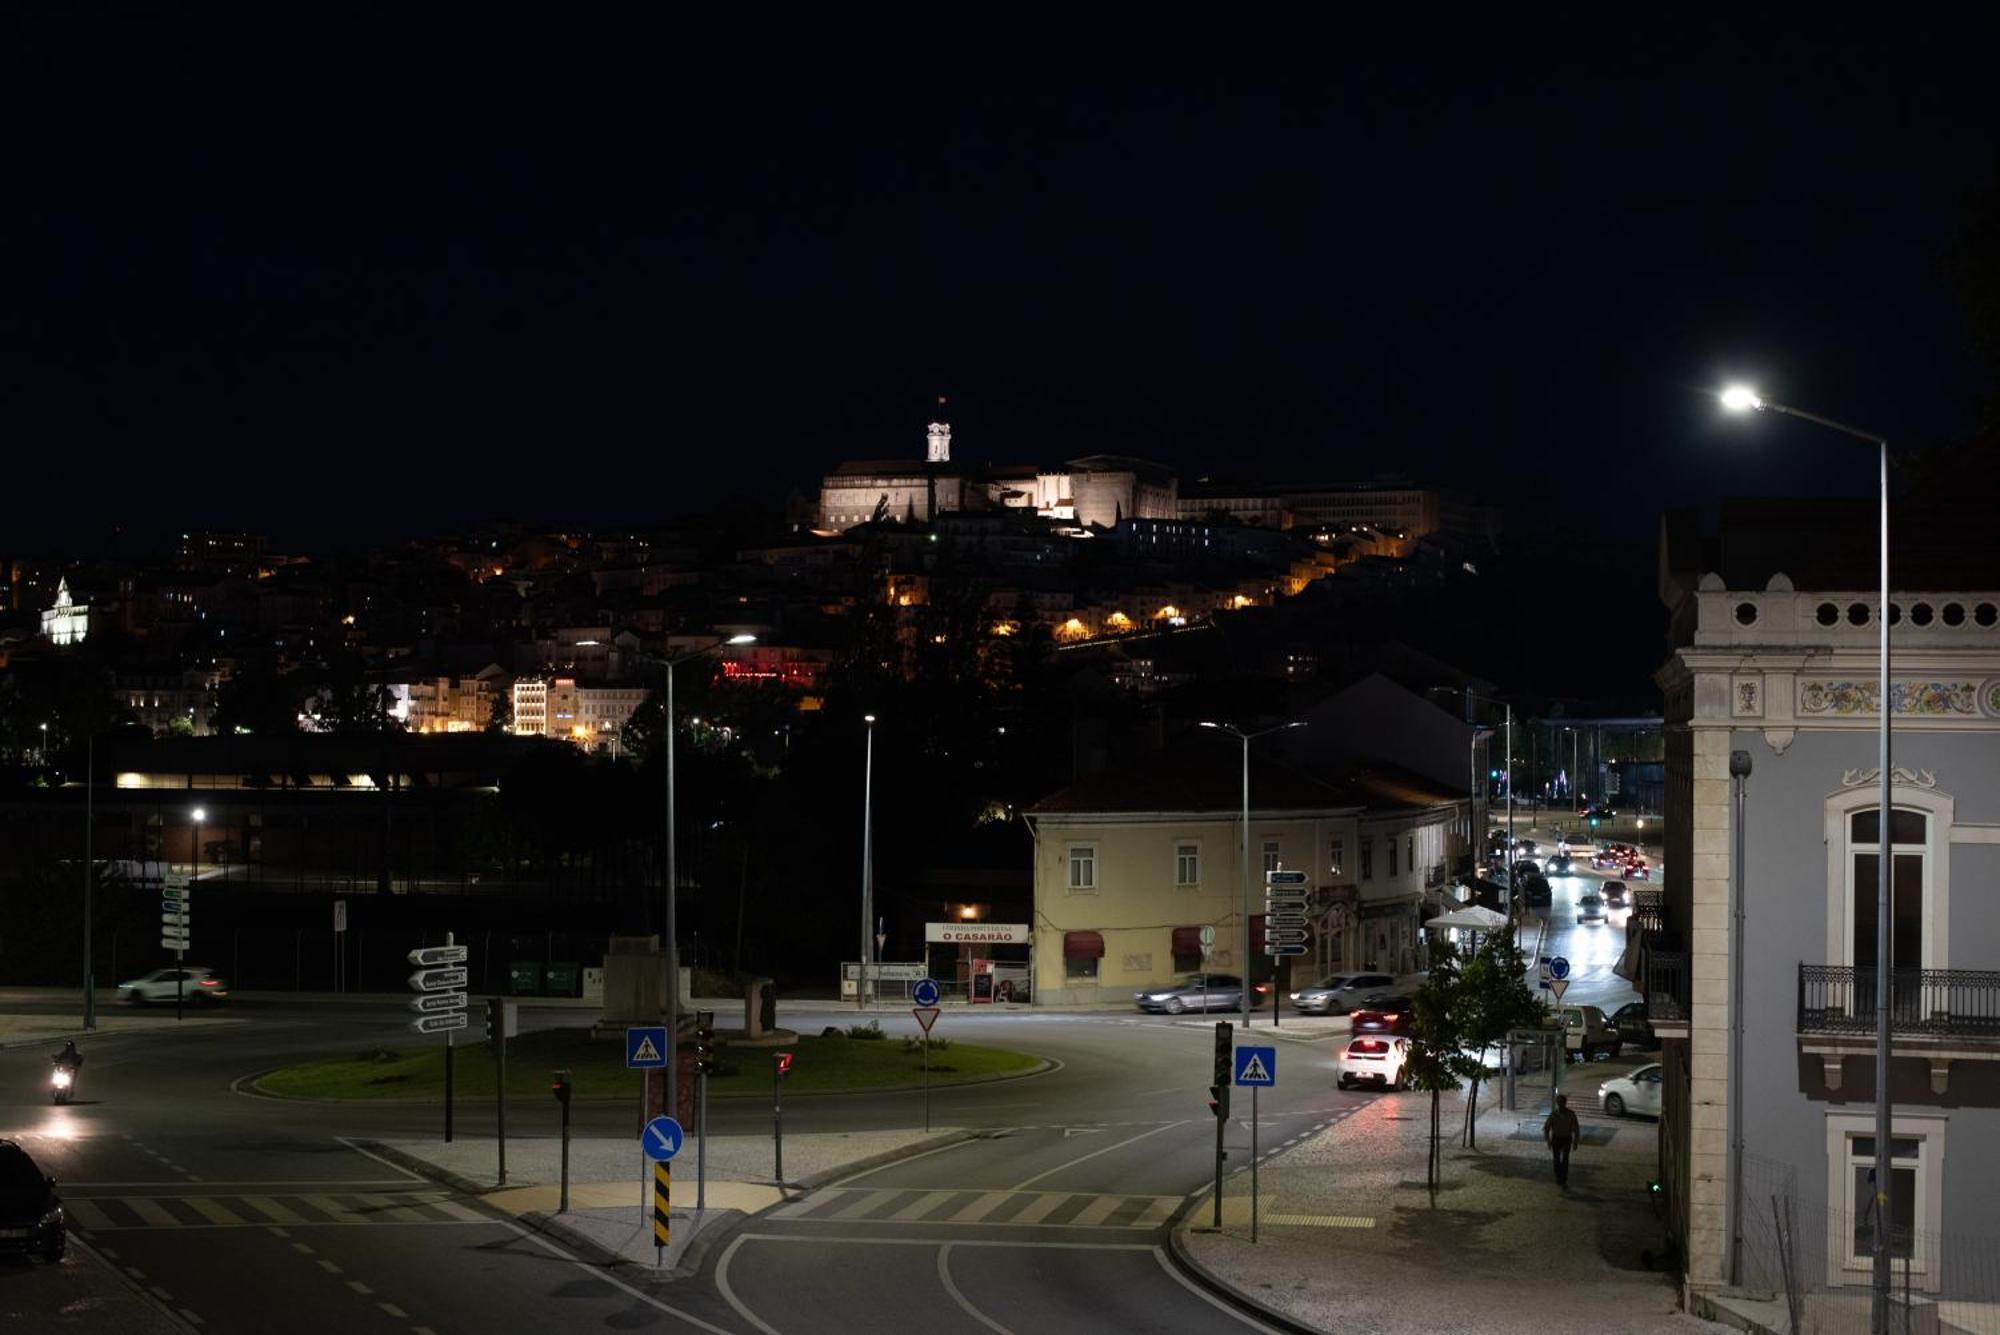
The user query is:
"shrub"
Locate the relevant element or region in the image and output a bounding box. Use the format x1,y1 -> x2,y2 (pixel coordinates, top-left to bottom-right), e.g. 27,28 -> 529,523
846,1020 -> 886,1040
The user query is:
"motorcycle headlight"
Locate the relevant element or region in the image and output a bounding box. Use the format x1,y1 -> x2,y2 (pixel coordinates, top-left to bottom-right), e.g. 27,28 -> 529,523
52,1070 -> 72,1087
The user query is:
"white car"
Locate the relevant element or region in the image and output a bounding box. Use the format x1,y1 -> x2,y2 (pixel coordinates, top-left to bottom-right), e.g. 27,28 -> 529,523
119,967 -> 229,1005
1336,1035 -> 1410,1090
1598,1062 -> 1663,1118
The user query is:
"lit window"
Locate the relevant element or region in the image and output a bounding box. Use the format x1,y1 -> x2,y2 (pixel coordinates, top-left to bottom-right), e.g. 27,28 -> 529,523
1329,837 -> 1344,878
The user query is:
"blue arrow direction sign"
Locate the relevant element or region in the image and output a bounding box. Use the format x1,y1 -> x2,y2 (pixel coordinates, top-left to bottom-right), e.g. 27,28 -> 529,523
1233,1045 -> 1277,1087
912,977 -> 941,1007
1265,869 -> 1310,886
626,1026 -> 669,1069
642,1115 -> 684,1163
1548,956 -> 1571,981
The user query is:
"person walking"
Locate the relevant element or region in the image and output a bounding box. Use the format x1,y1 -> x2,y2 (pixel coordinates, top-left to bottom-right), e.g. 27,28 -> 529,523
1544,1093 -> 1581,1186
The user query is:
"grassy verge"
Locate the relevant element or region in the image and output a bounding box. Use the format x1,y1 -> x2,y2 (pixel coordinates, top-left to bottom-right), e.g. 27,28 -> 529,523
255,1026 -> 1042,1101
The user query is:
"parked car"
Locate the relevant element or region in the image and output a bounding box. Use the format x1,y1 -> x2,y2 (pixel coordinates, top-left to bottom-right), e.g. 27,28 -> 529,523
1558,1004 -> 1622,1060
1598,1062 -> 1664,1117
1601,880 -> 1629,908
1610,1000 -> 1658,1049
1512,859 -> 1542,879
1520,873 -> 1553,908
1350,994 -> 1418,1035
119,966 -> 229,1005
1337,1035 -> 1411,1090
1577,891 -> 1606,924
0,1138 -> 65,1263
1290,972 -> 1396,1015
1544,853 -> 1575,876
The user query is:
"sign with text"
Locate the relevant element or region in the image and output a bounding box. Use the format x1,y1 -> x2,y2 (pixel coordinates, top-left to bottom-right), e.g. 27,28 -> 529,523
841,962 -> 929,982
924,922 -> 1031,945
1264,868 -> 1311,958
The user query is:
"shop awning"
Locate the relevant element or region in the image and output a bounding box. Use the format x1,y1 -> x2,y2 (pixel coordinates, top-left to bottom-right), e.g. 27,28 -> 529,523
1062,930 -> 1105,959
1171,926 -> 1203,956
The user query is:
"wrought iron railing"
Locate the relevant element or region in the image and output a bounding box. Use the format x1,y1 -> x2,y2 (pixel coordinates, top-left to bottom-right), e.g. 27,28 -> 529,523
1797,964 -> 2000,1038
1645,946 -> 1689,1023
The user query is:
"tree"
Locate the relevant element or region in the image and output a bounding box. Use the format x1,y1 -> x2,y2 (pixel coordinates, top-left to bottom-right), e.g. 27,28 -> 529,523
1404,945 -> 1475,1193
1454,928 -> 1546,1148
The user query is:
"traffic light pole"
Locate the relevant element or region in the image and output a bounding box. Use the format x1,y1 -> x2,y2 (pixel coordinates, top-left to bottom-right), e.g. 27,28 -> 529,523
491,999 -> 508,1187
773,1055 -> 786,1184
552,1070 -> 572,1213
1210,1020 -> 1232,1229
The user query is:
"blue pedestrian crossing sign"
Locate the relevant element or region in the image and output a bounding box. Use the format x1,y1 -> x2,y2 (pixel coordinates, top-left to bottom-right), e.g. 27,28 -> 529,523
913,977 -> 941,1007
626,1026 -> 669,1069
642,1116 -> 684,1163
1233,1045 -> 1277,1087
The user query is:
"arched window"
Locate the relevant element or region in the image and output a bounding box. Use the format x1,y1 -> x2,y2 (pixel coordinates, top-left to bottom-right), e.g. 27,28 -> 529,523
1824,784 -> 1954,972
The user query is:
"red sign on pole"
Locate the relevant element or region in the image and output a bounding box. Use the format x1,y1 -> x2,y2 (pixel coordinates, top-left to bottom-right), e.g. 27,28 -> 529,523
912,1007 -> 941,1035
775,1052 -> 794,1077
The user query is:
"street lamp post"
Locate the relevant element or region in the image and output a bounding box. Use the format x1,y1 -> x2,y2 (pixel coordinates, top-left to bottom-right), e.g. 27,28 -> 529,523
1723,385 -> 1893,1331
654,633 -> 757,1124
187,806 -> 206,1022
858,715 -> 877,1011
84,730 -> 96,1030
1199,720 -> 1306,1027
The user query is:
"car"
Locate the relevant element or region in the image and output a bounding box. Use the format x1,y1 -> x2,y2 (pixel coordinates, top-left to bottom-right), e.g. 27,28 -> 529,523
1601,880 -> 1629,908
1622,858 -> 1651,881
1290,972 -> 1396,1015
1520,873 -> 1553,908
1514,839 -> 1539,856
1577,891 -> 1606,924
0,1138 -> 65,1263
1544,853 -> 1575,876
1134,974 -> 1263,1014
1349,994 -> 1418,1034
1598,1062 -> 1663,1117
1558,1004 -> 1622,1060
119,966 -> 229,1005
1591,848 -> 1623,870
1511,859 -> 1542,879
1336,1035 -> 1411,1090
1584,805 -> 1618,821
1610,1000 -> 1658,1049
1559,831 -> 1594,853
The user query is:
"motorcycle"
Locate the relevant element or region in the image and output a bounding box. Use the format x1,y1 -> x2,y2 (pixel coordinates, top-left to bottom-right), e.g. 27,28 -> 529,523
50,1061 -> 76,1106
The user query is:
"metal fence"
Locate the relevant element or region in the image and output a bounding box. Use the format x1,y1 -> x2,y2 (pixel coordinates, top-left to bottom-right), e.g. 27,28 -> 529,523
1738,1151 -> 2000,1335
1798,965 -> 2000,1038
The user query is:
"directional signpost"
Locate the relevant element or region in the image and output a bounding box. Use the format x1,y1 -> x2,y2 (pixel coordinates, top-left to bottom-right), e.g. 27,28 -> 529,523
407,936 -> 467,1142
163,873 -> 192,1020
1265,869 -> 1311,1029
643,1115 -> 684,1265
1234,1044 -> 1278,1242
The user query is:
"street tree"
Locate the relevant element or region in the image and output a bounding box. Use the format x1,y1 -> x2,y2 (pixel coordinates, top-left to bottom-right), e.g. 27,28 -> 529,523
1454,927 -> 1546,1147
1404,945 -> 1475,1192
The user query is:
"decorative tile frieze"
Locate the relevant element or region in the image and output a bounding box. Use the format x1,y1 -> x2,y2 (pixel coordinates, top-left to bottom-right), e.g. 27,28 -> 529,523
1798,679 -> 1980,717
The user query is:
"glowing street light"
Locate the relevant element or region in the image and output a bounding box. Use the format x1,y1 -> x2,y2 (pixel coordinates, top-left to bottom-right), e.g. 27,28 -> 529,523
1719,384 -> 1763,413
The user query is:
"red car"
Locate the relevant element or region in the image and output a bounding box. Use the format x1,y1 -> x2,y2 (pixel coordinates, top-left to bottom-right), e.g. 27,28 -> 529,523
1349,994 -> 1418,1035
1622,858 -> 1650,881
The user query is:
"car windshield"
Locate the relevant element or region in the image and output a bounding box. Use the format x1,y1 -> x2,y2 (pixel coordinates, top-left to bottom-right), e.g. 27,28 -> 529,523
0,1145 -> 46,1206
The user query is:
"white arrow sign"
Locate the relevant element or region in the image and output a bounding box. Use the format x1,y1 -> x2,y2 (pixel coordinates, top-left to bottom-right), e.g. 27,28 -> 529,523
409,992 -> 468,1014
409,1011 -> 469,1035
161,912 -> 191,926
407,945 -> 469,967
408,967 -> 468,992
161,924 -> 191,940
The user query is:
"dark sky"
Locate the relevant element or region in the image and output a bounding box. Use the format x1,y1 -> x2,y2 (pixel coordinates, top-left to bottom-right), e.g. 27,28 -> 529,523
7,16 -> 1995,554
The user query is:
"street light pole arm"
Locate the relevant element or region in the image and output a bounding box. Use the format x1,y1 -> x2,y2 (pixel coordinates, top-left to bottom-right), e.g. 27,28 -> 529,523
1760,400 -> 1889,448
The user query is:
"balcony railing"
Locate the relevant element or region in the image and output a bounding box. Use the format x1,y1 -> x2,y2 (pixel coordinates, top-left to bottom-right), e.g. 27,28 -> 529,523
1645,946 -> 1689,1024
1798,964 -> 2000,1038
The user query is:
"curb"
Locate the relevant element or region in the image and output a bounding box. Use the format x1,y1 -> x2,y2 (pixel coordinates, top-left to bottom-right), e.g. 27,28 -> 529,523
1163,1194 -> 1327,1335
792,1126 -> 982,1191
234,1055 -> 1060,1104
351,1138 -> 495,1197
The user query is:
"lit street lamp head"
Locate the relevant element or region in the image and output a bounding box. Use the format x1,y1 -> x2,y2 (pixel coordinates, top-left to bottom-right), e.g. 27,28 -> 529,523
191,807 -> 206,822
863,714 -> 876,725
1719,385 -> 1764,413
726,634 -> 757,645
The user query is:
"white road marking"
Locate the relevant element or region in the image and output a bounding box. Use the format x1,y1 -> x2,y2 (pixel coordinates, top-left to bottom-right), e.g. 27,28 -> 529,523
378,1303 -> 407,1318
937,1242 -> 1016,1335
178,1309 -> 205,1326
347,1280 -> 374,1295
1010,1120 -> 1187,1191
1151,1245 -> 1288,1332
824,1134 -> 978,1188
715,1235 -> 785,1335
492,1216 -> 737,1334
737,1234 -> 1155,1251
332,1137 -> 426,1182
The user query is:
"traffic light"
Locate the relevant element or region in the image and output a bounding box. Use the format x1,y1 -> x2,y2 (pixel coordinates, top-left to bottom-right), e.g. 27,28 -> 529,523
775,1051 -> 793,1079
695,1013 -> 718,1076
485,997 -> 503,1041
1212,1020 -> 1233,1088
1208,1084 -> 1230,1121
550,1070 -> 572,1107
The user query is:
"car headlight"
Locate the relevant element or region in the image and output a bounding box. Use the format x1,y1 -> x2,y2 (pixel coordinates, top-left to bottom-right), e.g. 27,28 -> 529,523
39,1207 -> 62,1228
1288,992 -> 1300,1001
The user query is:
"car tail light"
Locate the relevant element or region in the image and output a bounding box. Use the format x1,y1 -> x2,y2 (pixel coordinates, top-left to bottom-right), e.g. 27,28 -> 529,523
1353,1039 -> 1388,1054
199,978 -> 220,987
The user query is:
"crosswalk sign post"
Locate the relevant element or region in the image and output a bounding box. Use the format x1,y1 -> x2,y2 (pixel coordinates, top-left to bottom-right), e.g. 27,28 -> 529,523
641,1115 -> 682,1265
1234,1045 -> 1277,1244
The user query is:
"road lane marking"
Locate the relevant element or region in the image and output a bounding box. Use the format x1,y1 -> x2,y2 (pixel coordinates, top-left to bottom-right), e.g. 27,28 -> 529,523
317,1259 -> 342,1274
126,1199 -> 181,1227
824,1134 -> 979,1188
738,1234 -> 1155,1250
378,1303 -> 407,1318
491,1215 -> 737,1334
714,1235 -> 785,1335
1151,1245 -> 1288,1332
347,1281 -> 374,1295
1009,1120 -> 1188,1190
332,1137 -> 426,1182
947,1190 -> 1015,1223
1006,1194 -> 1072,1226
937,1242 -> 1016,1335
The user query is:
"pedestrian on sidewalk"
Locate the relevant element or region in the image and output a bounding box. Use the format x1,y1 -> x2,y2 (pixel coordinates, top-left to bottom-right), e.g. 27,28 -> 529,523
1544,1093 -> 1580,1186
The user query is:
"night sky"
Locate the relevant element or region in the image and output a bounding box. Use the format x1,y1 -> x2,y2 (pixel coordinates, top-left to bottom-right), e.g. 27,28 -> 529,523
9,17 -> 1995,554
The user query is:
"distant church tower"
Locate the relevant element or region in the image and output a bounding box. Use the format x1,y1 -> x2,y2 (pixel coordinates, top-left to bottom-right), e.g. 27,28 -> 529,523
926,396 -> 951,463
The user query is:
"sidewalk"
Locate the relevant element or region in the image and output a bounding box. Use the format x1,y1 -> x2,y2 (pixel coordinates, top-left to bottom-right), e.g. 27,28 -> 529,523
1177,1090 -> 1727,1335
373,1125 -> 968,1275
0,1010 -> 243,1049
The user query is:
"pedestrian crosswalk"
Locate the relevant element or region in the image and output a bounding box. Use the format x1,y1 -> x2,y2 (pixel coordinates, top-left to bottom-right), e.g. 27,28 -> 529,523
66,1191 -> 492,1232
767,1186 -> 1181,1230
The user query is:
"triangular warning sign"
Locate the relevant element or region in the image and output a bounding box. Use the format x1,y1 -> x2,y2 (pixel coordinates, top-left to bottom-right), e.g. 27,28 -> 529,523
912,1007 -> 941,1034
1237,1053 -> 1271,1083
632,1035 -> 662,1064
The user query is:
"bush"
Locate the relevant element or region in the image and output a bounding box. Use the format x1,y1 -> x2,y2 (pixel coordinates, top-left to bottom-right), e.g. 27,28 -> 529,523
846,1020 -> 886,1040
903,1035 -> 951,1053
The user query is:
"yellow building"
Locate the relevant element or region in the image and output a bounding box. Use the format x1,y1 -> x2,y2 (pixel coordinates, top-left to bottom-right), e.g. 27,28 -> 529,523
1024,747 -> 1471,1006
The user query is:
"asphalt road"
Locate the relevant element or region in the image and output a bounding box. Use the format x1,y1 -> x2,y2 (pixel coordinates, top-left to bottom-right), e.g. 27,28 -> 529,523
1,996 -> 1369,1334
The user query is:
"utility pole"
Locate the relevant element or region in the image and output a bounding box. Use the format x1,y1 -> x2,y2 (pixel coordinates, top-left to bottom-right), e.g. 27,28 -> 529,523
859,715 -> 877,1011
84,730 -> 96,1031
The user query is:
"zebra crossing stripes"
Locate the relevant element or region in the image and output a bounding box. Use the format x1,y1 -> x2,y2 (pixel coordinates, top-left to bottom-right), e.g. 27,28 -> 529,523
66,1191 -> 492,1232
768,1186 -> 1180,1230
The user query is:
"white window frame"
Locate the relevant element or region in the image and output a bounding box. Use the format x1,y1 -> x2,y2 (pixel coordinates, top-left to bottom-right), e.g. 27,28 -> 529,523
1823,784 -> 1953,971
1329,836 -> 1345,879
1174,840 -> 1202,889
1823,1111 -> 1946,1290
1261,839 -> 1281,877
1066,844 -> 1098,894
